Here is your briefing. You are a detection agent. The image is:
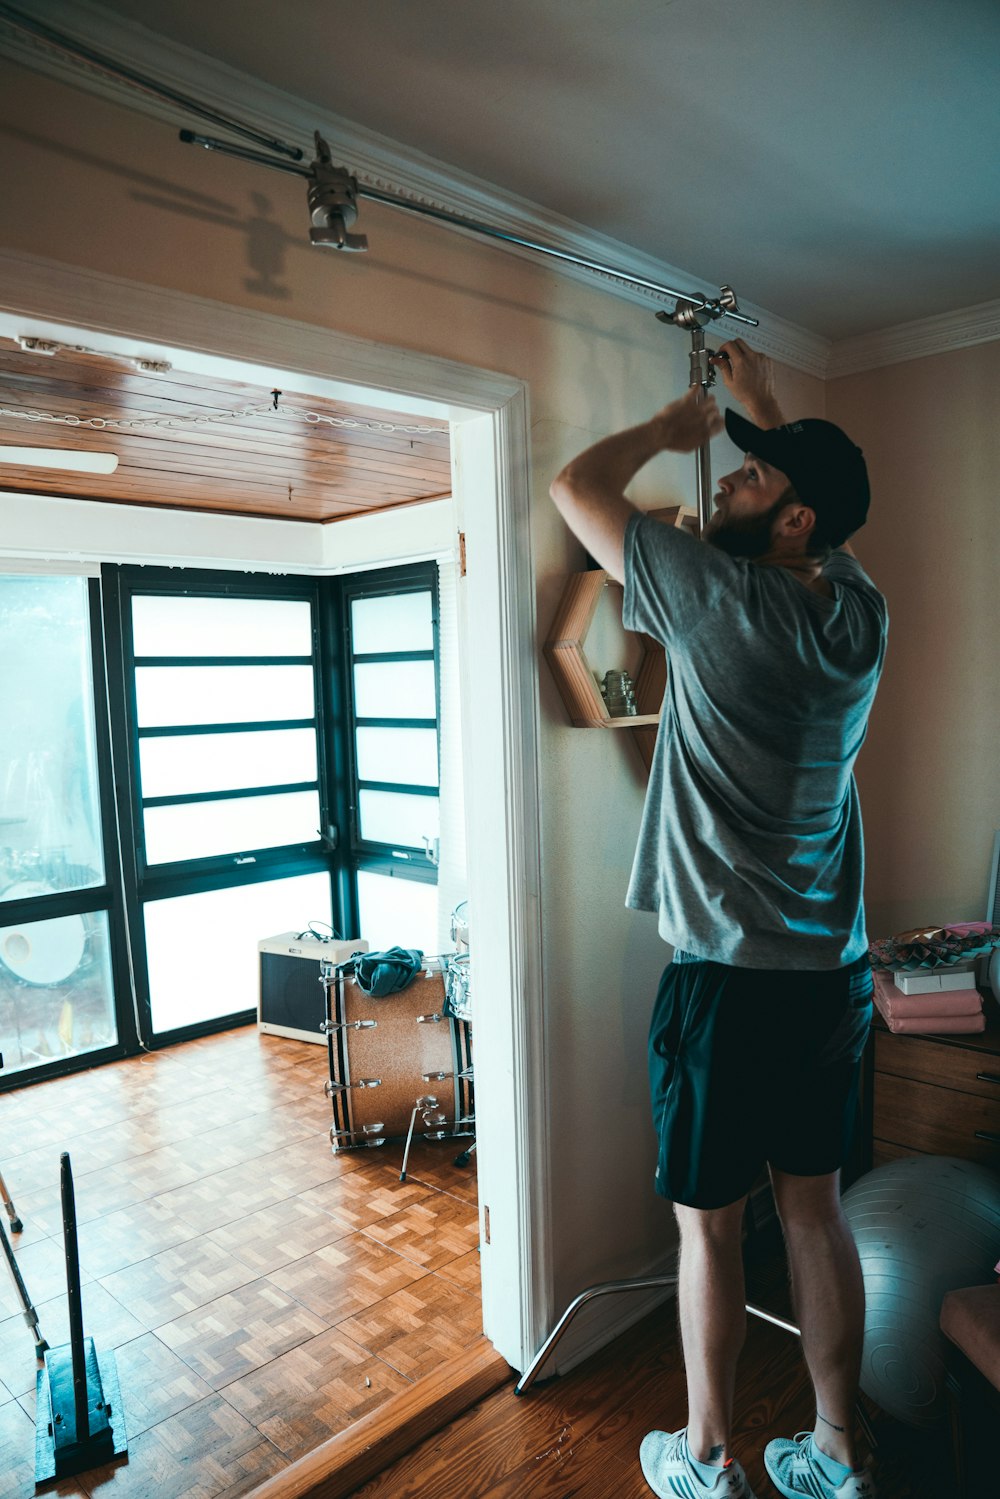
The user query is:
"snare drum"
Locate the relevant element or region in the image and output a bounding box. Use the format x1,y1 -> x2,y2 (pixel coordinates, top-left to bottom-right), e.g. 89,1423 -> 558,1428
323,965 -> 468,1150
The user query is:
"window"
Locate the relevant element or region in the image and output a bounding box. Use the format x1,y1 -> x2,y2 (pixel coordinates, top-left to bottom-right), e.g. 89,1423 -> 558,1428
0,575 -> 125,1079
0,558 -> 449,1086
106,570 -> 333,1043
343,565 -> 441,952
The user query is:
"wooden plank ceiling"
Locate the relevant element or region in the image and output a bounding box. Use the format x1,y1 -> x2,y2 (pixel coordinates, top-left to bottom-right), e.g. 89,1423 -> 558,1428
0,341 -> 452,523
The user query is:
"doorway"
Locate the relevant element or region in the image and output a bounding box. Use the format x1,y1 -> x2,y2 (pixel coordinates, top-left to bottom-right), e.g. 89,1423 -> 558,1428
0,257 -> 549,1376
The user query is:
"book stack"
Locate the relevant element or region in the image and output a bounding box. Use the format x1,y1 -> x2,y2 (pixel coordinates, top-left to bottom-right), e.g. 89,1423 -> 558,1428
872,965 -> 985,1035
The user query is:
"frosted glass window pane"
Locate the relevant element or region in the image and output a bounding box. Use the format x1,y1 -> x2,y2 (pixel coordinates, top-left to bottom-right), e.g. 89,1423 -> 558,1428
0,576 -> 105,893
357,871 -> 438,954
140,729 -> 317,798
359,791 -> 439,848
135,665 -> 315,727
351,591 -> 433,655
353,662 -> 435,720
0,908 -> 117,1075
356,728 -> 438,787
144,791 -> 320,865
144,872 -> 332,1031
132,596 -> 312,657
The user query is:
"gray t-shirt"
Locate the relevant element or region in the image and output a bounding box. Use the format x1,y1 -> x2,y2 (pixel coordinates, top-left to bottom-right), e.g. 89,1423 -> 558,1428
622,511 -> 888,969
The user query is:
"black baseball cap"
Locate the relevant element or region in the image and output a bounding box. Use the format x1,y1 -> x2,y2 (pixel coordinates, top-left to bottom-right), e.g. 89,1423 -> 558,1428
724,411 -> 870,548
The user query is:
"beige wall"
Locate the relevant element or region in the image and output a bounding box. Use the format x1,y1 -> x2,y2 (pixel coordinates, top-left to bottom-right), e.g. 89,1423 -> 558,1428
828,344 -> 1000,936
0,55 -> 845,1309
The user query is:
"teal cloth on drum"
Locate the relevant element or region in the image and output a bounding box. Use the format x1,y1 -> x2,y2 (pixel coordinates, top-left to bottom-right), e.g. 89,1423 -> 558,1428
354,947 -> 424,996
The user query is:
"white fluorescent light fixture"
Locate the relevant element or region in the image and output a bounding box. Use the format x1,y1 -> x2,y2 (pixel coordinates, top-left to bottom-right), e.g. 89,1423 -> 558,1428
0,446 -> 119,474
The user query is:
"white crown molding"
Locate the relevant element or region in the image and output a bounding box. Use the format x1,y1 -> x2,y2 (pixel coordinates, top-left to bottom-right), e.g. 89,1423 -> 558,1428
0,0 -> 830,378
828,296 -> 1000,378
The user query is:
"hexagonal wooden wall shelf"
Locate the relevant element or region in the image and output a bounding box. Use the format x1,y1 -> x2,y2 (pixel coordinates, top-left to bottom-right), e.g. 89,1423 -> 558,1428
544,505 -> 697,773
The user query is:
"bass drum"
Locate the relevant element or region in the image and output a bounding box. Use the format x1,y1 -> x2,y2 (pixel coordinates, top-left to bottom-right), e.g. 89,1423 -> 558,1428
0,882 -> 88,986
324,967 -> 465,1150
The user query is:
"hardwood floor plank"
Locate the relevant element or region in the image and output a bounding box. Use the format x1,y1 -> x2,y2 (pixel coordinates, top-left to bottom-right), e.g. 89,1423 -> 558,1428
433,1248 -> 482,1294
206,1196 -> 356,1276
156,1279 -> 331,1389
219,1326 -> 412,1460
268,1234 -> 428,1324
98,1232 -> 261,1330
334,1273 -> 484,1381
299,1163 -> 435,1234
77,1393 -> 289,1499
358,1192 -> 480,1273
242,1340 -> 511,1499
0,1234 -> 95,1318
100,1330 -> 217,1438
76,1195 -> 204,1278
0,1281 -> 147,1399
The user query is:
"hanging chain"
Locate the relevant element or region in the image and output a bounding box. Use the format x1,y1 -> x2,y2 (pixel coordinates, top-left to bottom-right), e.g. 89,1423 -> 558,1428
0,403 -> 441,436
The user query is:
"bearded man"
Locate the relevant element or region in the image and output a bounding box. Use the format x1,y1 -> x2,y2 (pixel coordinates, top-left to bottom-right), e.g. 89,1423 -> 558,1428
549,340 -> 887,1499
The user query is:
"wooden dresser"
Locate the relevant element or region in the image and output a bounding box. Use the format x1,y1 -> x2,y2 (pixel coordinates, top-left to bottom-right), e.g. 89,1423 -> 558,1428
867,1002 -> 1000,1170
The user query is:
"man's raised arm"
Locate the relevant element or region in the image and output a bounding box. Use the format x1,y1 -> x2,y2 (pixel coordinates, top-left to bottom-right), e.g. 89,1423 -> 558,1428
549,387 -> 723,582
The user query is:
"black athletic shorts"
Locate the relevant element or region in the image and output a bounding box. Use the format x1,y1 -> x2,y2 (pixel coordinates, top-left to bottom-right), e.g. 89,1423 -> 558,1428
648,954 -> 873,1210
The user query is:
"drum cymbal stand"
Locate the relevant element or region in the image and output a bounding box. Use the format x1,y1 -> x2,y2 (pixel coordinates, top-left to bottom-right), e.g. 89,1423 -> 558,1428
655,285 -> 742,535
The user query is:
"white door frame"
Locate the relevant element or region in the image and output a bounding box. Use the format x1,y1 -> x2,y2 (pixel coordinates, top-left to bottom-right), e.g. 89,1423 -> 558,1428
0,249 -> 551,1373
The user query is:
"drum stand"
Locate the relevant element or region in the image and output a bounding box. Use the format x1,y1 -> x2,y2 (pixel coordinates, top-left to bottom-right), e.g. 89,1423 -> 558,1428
0,1190 -> 47,1360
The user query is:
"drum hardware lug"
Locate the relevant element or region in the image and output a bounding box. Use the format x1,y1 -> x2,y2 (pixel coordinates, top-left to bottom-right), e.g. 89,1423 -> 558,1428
362,1122 -> 385,1134
422,1070 -> 450,1082
416,1094 -> 439,1108
356,1077 -> 381,1088
417,1012 -> 444,1023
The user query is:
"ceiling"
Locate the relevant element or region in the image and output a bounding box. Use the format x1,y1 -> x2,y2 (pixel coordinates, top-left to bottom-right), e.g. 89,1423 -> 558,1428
0,341 -> 451,521
78,0 -> 1000,342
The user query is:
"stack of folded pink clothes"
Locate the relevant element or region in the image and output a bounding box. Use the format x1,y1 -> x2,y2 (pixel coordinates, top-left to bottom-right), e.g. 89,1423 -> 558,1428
872,968 -> 985,1034
869,920 -> 1000,1035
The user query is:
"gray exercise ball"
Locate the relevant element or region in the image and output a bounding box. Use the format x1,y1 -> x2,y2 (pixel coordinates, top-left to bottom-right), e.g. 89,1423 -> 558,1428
841,1156 -> 1000,1426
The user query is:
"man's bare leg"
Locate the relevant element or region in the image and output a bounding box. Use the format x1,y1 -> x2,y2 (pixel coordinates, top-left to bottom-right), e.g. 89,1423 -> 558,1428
674,1196 -> 748,1464
769,1166 -> 865,1470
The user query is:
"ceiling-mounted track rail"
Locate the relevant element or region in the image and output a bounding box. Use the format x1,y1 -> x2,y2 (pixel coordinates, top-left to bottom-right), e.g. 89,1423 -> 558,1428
0,2 -> 758,330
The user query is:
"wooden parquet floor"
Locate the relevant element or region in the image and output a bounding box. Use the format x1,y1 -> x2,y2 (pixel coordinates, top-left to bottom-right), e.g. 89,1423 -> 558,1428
0,1026 -> 481,1498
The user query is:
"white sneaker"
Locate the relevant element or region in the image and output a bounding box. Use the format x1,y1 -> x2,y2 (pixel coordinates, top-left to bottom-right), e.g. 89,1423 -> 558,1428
764,1431 -> 877,1499
640,1428 -> 757,1498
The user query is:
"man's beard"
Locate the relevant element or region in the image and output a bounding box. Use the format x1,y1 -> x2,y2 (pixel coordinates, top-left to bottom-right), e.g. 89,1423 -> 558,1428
704,493 -> 789,559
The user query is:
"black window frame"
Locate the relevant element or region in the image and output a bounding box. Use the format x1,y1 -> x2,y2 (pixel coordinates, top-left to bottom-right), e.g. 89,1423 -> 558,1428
341,562 -> 441,896
103,564 -> 338,1048
0,576 -> 137,1093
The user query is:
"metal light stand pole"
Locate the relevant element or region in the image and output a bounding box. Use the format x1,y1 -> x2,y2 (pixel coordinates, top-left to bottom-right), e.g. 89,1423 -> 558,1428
656,287 -> 742,534
35,1153 -> 127,1483
0,1208 -> 47,1360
